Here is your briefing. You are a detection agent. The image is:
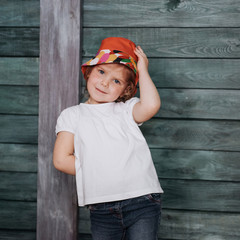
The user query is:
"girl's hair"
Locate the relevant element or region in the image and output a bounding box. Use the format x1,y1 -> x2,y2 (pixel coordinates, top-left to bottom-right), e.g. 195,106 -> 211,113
83,64 -> 137,103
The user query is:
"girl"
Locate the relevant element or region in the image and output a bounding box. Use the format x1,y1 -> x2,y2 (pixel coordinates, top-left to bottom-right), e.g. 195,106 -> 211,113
53,37 -> 163,240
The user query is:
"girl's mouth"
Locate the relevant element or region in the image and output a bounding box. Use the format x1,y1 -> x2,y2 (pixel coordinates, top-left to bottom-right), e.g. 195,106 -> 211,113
96,87 -> 107,94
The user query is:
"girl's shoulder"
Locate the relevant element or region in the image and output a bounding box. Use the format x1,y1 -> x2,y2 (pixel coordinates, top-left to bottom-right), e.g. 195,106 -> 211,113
59,104 -> 80,119
116,97 -> 140,111
56,104 -> 80,135
62,104 -> 80,112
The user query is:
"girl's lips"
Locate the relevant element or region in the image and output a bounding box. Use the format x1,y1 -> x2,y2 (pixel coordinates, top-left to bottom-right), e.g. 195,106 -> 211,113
96,87 -> 107,94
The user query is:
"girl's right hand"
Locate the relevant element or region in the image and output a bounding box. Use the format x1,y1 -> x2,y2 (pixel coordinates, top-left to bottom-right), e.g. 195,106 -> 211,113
134,46 -> 149,74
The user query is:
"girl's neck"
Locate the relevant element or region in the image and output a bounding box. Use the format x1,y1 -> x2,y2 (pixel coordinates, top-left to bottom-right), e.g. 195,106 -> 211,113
85,98 -> 113,105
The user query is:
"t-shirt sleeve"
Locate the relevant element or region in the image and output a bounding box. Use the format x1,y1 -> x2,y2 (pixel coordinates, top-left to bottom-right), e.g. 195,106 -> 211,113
124,97 -> 143,126
55,106 -> 78,135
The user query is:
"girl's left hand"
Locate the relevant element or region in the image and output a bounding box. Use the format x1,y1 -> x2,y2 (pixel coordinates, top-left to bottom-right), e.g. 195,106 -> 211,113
134,46 -> 149,73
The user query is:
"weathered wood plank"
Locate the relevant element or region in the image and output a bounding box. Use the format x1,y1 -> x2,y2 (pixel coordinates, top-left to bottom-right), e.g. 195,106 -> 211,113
2,144 -> 239,182
2,172 -> 239,212
0,230 -> 36,240
152,149 -> 240,181
0,28 -> 39,56
77,234 -> 172,240
0,86 -> 38,114
1,27 -> 240,58
0,173 -> 36,201
156,89 -> 240,120
81,58 -> 240,89
1,116 -> 239,151
160,210 -> 240,240
0,58 -> 39,85
136,88 -> 240,119
0,115 -> 38,143
37,0 -> 81,239
161,179 -> 240,212
83,28 -> 240,58
0,0 -> 39,27
78,207 -> 240,239
0,143 -> 37,172
77,235 -> 172,240
141,119 -> 240,151
2,86 -> 240,119
83,0 -> 240,27
149,58 -> 240,89
0,200 -> 36,230
78,234 -> 92,240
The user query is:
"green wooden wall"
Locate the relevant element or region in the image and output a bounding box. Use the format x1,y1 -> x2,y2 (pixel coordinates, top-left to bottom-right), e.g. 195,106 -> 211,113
1,0 -> 240,240
78,1 -> 240,240
0,0 -> 39,239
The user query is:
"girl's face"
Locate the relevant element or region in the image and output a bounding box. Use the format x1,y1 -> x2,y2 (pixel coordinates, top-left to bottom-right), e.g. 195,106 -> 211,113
86,64 -> 129,104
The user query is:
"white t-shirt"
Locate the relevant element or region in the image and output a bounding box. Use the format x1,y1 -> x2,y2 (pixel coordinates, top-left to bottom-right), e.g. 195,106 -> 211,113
56,97 -> 163,206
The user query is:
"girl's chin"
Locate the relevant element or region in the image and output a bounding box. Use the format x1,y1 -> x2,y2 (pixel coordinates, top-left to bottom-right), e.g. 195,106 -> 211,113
88,94 -> 119,104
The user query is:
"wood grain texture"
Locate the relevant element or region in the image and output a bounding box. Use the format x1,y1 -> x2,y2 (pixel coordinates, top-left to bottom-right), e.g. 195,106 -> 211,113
161,179 -> 240,212
0,86 -> 38,114
0,172 -> 36,201
0,200 -> 36,230
0,143 -> 37,172
83,28 -> 240,58
78,207 -> 240,239
156,89 -> 240,120
2,144 -> 239,181
0,58 -> 39,85
148,58 -> 240,89
81,57 -> 240,89
141,119 -> 240,151
0,28 -> 39,57
160,209 -> 240,239
2,172 -> 239,212
37,0 -> 81,239
3,86 -> 240,119
2,0 -> 240,28
1,27 -> 240,58
0,0 -> 39,27
151,149 -> 240,181
83,0 -> 240,27
0,230 -> 35,240
1,116 -> 239,151
0,115 -> 38,143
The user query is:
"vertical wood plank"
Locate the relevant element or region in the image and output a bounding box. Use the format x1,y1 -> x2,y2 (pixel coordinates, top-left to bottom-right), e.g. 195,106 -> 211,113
37,1 -> 82,239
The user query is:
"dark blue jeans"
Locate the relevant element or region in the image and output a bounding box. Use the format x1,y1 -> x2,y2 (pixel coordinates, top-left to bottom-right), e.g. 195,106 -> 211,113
88,193 -> 162,240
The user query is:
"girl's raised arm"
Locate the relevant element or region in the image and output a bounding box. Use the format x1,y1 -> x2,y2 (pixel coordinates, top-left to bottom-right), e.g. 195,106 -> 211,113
133,46 -> 161,123
53,131 -> 76,175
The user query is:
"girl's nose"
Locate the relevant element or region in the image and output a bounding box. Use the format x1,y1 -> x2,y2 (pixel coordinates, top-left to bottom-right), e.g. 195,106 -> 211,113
101,79 -> 109,87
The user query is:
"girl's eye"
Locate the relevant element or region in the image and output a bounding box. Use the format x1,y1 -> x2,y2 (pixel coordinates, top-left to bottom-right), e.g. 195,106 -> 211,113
113,79 -> 120,84
99,70 -> 104,74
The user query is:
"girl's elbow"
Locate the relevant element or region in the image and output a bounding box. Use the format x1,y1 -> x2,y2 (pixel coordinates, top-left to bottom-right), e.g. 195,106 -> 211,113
149,100 -> 161,116
53,156 -> 65,172
53,157 -> 61,171
155,99 -> 161,112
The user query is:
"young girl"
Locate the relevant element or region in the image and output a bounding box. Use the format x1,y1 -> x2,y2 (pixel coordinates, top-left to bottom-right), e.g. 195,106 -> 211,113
53,37 -> 163,240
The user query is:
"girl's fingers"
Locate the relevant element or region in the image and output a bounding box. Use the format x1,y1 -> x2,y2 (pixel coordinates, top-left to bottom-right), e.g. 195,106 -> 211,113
135,46 -> 143,53
135,46 -> 146,57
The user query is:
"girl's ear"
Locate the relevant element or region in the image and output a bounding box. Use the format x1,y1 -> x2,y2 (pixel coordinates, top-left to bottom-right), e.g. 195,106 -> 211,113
121,85 -> 131,97
116,81 -> 136,102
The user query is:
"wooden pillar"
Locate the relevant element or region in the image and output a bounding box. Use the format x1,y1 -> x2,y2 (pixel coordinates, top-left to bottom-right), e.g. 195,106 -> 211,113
37,0 -> 82,239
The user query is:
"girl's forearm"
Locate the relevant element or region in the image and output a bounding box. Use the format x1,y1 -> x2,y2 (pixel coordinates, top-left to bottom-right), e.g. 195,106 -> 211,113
138,70 -> 161,113
133,46 -> 161,122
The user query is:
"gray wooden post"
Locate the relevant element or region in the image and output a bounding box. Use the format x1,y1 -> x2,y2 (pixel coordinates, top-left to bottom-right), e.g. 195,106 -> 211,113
37,0 -> 82,239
